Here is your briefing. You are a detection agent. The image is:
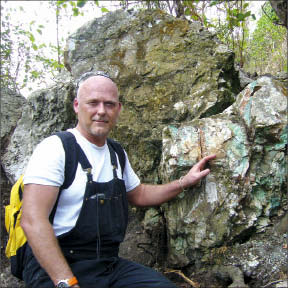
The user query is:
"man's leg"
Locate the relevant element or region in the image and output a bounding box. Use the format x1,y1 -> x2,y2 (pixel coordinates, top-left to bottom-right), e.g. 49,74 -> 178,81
22,245 -> 54,288
23,254 -> 112,288
23,259 -> 54,288
110,258 -> 177,288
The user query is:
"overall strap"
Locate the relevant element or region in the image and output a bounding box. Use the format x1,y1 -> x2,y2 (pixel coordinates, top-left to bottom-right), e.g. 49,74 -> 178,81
76,142 -> 93,182
54,131 -> 79,189
107,138 -> 126,177
107,142 -> 118,179
50,131 -> 93,223
55,131 -> 93,182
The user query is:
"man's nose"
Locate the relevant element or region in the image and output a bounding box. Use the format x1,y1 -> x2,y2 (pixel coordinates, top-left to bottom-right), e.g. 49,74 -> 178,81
97,102 -> 106,115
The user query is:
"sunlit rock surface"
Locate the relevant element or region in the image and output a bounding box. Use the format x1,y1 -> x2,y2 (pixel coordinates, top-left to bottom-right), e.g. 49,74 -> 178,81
2,83 -> 76,182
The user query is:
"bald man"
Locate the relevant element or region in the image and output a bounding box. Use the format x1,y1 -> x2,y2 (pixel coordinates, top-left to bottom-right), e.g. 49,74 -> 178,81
21,71 -> 215,288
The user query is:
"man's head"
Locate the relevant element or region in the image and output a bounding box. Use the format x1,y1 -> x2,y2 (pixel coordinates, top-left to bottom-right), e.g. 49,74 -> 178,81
74,72 -> 121,146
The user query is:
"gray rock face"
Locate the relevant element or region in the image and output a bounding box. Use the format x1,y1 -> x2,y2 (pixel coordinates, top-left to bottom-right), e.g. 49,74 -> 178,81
1,87 -> 26,153
65,9 -> 240,184
160,76 -> 287,272
2,83 -> 76,182
1,9 -> 287,288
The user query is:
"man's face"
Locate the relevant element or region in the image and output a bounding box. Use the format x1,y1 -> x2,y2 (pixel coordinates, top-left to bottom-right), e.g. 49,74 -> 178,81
74,76 -> 121,146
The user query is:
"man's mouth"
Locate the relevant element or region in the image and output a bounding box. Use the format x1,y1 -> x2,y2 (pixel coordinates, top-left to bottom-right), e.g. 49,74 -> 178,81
93,118 -> 108,122
92,119 -> 108,124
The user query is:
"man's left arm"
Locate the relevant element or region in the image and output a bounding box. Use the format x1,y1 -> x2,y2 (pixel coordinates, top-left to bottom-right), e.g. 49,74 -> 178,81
127,154 -> 216,207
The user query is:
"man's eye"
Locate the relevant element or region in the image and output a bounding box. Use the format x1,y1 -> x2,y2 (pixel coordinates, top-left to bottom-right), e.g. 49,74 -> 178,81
88,101 -> 98,106
105,102 -> 116,107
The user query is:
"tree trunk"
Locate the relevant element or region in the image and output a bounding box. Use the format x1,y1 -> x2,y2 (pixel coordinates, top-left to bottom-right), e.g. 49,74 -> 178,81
269,0 -> 287,28
174,0 -> 185,18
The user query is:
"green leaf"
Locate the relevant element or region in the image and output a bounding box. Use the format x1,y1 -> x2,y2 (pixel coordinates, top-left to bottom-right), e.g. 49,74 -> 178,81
236,13 -> 245,21
77,0 -> 86,8
243,3 -> 249,9
31,70 -> 40,79
72,7 -> 79,16
244,11 -> 251,18
209,0 -> 221,6
184,8 -> 191,16
191,15 -> 199,21
32,43 -> 38,51
38,43 -> 46,49
94,0 -> 99,6
57,1 -> 66,7
37,29 -> 42,35
101,7 -> 109,13
232,9 -> 238,17
29,33 -> 35,42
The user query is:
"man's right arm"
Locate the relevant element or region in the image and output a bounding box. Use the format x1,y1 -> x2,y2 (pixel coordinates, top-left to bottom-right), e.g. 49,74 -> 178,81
21,183 -> 79,287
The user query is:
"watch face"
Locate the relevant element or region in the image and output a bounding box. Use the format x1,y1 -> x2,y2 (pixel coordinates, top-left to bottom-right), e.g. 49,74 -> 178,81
56,282 -> 69,288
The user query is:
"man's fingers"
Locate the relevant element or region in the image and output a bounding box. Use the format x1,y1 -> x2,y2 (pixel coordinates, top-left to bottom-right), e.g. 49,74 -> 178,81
196,154 -> 216,169
202,154 -> 216,162
191,169 -> 210,186
199,168 -> 210,178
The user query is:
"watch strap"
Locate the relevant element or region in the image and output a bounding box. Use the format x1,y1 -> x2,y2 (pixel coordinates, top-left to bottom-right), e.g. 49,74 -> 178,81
56,276 -> 78,287
68,276 -> 78,286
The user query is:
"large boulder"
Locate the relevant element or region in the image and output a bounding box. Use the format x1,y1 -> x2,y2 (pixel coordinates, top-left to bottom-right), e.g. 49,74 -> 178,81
159,76 -> 287,283
65,9 -> 240,182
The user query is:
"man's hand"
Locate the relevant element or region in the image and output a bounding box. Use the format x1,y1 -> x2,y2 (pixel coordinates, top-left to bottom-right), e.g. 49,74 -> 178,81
181,154 -> 216,188
127,154 -> 216,207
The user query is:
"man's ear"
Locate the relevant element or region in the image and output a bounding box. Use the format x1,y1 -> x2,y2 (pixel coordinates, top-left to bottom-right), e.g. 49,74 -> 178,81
73,98 -> 79,114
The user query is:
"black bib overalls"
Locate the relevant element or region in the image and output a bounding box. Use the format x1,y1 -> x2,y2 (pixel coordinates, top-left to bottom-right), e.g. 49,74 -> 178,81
23,142 -> 176,288
59,154 -> 128,261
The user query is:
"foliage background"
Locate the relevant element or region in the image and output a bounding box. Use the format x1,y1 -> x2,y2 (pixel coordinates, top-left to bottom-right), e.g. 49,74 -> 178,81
1,0 -> 287,97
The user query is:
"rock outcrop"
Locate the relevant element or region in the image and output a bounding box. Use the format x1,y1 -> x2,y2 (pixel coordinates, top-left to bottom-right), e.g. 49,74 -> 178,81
65,9 -> 240,184
1,87 -> 26,153
160,76 -> 287,272
2,83 -> 76,182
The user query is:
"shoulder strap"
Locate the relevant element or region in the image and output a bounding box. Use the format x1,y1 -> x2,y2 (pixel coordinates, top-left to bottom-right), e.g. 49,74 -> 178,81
55,131 -> 93,182
54,131 -> 79,189
107,138 -> 126,176
49,131 -> 92,223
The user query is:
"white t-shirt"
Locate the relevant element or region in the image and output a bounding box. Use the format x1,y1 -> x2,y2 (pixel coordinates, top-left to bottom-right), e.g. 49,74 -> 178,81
23,128 -> 140,236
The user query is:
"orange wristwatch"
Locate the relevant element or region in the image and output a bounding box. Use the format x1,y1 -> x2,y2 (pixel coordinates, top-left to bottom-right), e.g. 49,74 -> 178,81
55,276 -> 78,287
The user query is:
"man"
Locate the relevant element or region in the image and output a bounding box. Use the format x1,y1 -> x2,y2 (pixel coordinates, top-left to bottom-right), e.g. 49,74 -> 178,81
21,71 -> 216,288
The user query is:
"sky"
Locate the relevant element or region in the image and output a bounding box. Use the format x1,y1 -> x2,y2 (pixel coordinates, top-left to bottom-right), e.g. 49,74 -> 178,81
2,1 -> 121,96
2,0 -> 265,97
3,1 -> 120,36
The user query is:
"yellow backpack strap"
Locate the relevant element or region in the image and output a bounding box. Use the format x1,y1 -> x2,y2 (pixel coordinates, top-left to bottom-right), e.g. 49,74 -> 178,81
5,174 -> 26,258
